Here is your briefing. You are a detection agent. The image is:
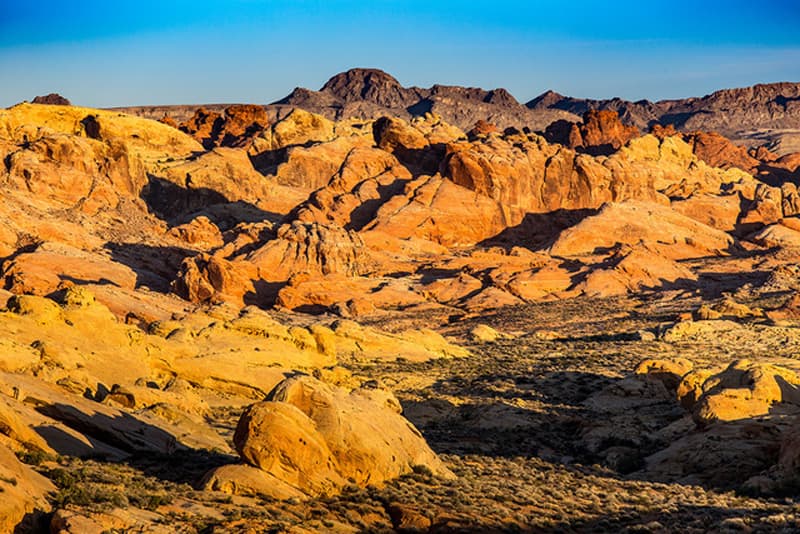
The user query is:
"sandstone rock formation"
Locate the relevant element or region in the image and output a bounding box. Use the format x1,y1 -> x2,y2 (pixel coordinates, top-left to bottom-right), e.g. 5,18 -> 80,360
573,244 -> 697,297
684,131 -> 759,173
204,375 -> 454,498
174,221 -> 371,306
3,99 -> 792,321
681,360 -> 800,425
250,107 -> 335,157
544,109 -> 639,155
179,104 -> 269,149
590,357 -> 800,494
549,201 -> 734,259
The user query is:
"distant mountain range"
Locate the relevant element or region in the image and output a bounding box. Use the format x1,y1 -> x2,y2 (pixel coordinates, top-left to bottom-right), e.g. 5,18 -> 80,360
527,82 -> 800,134
271,68 -> 576,131
109,68 -> 800,153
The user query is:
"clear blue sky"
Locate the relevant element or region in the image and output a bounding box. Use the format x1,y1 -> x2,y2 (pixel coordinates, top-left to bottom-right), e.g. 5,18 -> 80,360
2,0 -> 799,107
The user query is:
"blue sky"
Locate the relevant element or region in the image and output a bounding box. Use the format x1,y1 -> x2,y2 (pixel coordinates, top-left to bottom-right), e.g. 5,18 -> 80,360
2,0 -> 799,107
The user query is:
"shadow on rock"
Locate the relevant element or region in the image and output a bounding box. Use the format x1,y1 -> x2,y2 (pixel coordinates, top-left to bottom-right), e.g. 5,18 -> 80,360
140,175 -> 280,229
104,242 -> 198,292
478,209 -> 599,252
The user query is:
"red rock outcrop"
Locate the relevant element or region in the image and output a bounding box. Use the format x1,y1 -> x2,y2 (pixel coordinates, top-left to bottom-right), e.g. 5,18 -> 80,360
179,107 -> 222,148
649,123 -> 678,139
173,253 -> 256,305
544,110 -> 639,155
467,119 -> 499,138
292,146 -> 413,229
158,114 -> 179,129
180,104 -> 269,149
217,104 -> 269,147
278,124 -> 758,253
684,131 -> 759,173
442,133 -> 660,217
173,221 -> 371,305
574,244 -> 697,297
246,221 -> 371,280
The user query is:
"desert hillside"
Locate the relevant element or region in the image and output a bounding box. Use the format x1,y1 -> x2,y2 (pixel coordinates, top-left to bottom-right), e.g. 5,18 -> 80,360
1,88 -> 800,531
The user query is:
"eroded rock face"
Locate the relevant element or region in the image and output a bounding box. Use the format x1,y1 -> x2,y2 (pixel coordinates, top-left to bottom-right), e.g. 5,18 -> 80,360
217,104 -> 269,147
247,221 -> 371,280
250,108 -> 335,157
3,131 -> 147,215
179,108 -> 222,148
549,201 -> 735,259
544,110 -> 639,155
173,221 -> 371,306
152,147 -> 275,218
291,146 -> 413,230
173,253 -> 256,305
214,375 -> 453,498
276,128 -> 756,257
179,104 -> 269,149
684,131 -> 759,174
372,116 -> 440,172
574,244 -> 697,297
439,132 -> 748,222
1,242 -> 139,297
167,216 -> 224,249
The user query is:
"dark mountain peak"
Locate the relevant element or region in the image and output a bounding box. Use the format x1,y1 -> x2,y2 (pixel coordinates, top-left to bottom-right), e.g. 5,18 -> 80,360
526,90 -> 566,110
484,88 -> 518,106
32,93 -> 71,106
320,68 -> 413,107
321,68 -> 401,91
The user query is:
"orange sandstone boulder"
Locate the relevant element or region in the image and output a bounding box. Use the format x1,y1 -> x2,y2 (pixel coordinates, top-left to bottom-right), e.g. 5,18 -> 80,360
221,375 -> 454,499
681,360 -> 800,425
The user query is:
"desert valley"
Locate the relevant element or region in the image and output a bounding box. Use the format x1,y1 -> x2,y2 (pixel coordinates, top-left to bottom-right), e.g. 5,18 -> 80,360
1,68 -> 800,532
